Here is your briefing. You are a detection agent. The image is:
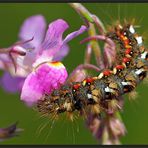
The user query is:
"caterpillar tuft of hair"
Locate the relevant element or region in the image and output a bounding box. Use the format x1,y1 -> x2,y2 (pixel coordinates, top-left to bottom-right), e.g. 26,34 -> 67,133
37,23 -> 148,120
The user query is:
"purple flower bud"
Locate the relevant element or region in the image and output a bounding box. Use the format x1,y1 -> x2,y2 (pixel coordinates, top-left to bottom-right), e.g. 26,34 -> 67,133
0,122 -> 23,142
109,117 -> 126,138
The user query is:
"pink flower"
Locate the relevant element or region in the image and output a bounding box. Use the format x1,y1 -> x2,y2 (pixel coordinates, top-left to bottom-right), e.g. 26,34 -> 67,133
21,61 -> 68,106
0,15 -> 87,105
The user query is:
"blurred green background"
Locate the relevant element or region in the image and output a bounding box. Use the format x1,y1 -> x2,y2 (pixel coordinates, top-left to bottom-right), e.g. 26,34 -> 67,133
0,3 -> 148,145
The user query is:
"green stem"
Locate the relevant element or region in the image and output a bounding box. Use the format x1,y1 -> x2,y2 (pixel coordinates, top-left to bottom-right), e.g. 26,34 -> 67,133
88,23 -> 104,68
69,3 -> 94,24
69,3 -> 106,34
69,3 -> 105,68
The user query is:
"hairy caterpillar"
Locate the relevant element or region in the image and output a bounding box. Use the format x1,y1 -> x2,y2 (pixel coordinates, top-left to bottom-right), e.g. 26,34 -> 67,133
37,23 -> 148,120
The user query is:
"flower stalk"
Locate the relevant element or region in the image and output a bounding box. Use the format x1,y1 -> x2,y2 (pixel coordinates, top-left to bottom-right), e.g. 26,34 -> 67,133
69,3 -> 106,69
87,23 -> 105,69
69,3 -> 94,24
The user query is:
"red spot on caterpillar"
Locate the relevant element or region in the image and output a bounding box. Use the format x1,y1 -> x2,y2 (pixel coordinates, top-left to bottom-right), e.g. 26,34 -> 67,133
123,57 -> 131,63
125,48 -> 132,55
115,65 -> 125,70
73,83 -> 81,90
85,77 -> 95,83
103,70 -> 112,77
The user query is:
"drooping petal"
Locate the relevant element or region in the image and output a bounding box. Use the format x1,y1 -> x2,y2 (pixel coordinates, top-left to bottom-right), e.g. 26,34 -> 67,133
19,15 -> 46,48
67,69 -> 87,83
109,117 -> 126,138
63,25 -> 87,44
39,19 -> 69,56
21,61 -> 68,106
103,43 -> 116,68
0,72 -> 25,93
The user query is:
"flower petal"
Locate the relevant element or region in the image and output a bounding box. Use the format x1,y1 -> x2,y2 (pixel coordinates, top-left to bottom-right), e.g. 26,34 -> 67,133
0,72 -> 25,93
21,61 -> 68,106
52,25 -> 87,61
19,15 -> 46,48
63,25 -> 87,44
0,50 -> 30,77
40,19 -> 69,55
0,54 -> 11,72
53,44 -> 69,61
